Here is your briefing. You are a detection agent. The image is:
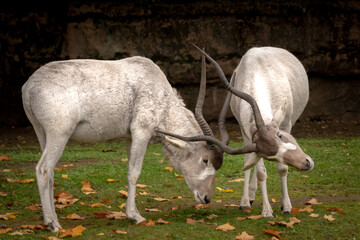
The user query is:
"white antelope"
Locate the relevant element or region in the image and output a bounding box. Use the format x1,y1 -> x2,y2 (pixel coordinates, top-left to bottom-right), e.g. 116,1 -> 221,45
159,45 -> 314,218
22,56 -> 228,232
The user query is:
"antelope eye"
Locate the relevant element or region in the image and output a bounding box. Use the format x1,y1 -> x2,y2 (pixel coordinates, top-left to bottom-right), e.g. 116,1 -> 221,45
203,159 -> 208,165
277,132 -> 283,139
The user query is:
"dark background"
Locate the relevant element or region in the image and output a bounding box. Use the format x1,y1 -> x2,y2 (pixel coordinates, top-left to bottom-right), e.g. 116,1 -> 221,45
1,0 -> 359,127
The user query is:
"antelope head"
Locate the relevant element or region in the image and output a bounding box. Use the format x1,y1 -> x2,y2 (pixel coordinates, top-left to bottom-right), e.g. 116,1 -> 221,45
158,51 -> 224,204
158,45 -> 314,173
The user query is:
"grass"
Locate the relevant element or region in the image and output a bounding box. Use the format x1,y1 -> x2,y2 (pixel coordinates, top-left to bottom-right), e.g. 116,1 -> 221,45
0,135 -> 360,239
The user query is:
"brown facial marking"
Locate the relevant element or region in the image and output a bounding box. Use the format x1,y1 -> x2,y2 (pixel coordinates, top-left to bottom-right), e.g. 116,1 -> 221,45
254,126 -> 279,158
211,148 -> 223,170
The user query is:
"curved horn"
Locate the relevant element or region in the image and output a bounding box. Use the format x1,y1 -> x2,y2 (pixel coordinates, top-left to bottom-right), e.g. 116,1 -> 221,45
194,48 -> 214,138
192,44 -> 267,136
218,73 -> 236,145
157,130 -> 257,155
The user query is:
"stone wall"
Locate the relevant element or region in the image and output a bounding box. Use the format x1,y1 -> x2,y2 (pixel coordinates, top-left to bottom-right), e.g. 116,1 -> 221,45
0,1 -> 359,126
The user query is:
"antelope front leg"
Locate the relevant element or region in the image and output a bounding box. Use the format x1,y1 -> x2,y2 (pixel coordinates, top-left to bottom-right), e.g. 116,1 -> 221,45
125,135 -> 149,224
239,168 -> 252,209
257,159 -> 273,218
240,153 -> 259,209
277,162 -> 292,214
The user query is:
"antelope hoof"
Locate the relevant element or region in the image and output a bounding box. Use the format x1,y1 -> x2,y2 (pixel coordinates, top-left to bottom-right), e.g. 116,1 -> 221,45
262,210 -> 274,218
239,206 -> 251,210
283,211 -> 291,215
46,220 -> 61,233
126,211 -> 146,224
250,200 -> 254,206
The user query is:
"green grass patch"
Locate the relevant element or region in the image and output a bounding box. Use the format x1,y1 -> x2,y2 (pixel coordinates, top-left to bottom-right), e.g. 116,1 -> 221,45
0,138 -> 359,239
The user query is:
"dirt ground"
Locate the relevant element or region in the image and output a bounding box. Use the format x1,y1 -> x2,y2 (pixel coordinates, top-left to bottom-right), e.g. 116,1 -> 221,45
1,119 -> 360,147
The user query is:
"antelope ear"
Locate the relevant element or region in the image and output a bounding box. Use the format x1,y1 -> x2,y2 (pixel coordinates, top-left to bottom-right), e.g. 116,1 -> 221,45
165,136 -> 189,149
271,100 -> 286,127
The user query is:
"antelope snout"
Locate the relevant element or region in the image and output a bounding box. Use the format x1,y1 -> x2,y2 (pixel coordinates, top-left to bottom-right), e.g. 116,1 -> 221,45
194,191 -> 211,204
304,156 -> 314,171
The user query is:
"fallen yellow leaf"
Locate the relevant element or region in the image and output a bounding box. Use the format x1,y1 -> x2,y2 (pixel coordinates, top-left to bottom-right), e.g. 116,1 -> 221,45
216,187 -> 234,193
227,178 -> 245,183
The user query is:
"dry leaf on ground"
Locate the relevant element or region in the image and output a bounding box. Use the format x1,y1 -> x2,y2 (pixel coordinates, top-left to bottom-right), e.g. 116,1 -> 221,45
59,225 -> 86,238
263,229 -> 282,239
305,198 -> 323,205
0,155 -> 12,161
216,222 -> 235,232
154,197 -> 170,202
156,218 -> 171,224
112,229 -> 128,234
207,214 -> 218,219
81,180 -> 95,193
165,166 -> 174,172
0,228 -> 13,234
192,204 -> 210,209
224,204 -> 240,208
326,207 -> 345,215
236,215 -> 263,221
145,208 -> 161,212
186,218 -> 204,225
300,205 -> 314,213
61,213 -> 86,220
118,190 -> 128,197
324,214 -> 336,221
236,231 -> 254,240
137,219 -> 156,226
309,213 -> 319,217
